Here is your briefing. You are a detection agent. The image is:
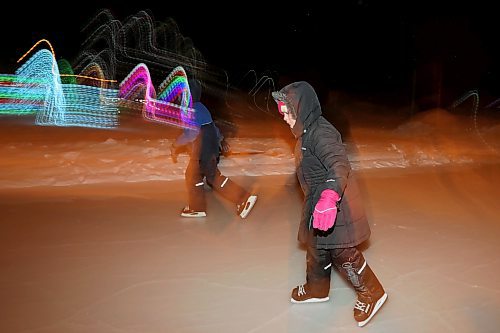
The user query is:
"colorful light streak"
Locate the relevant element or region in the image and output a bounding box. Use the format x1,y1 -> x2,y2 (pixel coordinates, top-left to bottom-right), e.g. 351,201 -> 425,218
2,43 -> 198,130
15,48 -> 66,121
17,39 -> 57,69
119,63 -> 196,129
452,90 -> 498,154
74,10 -> 276,117
58,59 -> 77,84
77,10 -> 208,82
0,48 -> 118,128
59,84 -> 118,128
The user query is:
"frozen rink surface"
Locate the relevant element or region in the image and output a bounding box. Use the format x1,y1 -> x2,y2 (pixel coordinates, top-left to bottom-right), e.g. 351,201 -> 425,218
1,163 -> 499,333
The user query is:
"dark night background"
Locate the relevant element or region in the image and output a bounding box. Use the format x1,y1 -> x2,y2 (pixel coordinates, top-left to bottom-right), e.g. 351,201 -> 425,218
0,1 -> 498,112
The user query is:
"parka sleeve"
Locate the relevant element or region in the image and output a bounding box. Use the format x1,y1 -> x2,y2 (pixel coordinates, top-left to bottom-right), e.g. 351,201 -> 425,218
312,125 -> 351,196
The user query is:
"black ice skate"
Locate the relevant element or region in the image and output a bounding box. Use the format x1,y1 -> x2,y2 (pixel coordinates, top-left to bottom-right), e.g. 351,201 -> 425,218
290,283 -> 330,303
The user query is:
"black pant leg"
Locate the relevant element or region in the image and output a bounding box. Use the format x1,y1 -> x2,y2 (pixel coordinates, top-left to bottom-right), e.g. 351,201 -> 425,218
305,244 -> 333,295
331,247 -> 385,297
206,167 -> 249,205
185,159 -> 206,211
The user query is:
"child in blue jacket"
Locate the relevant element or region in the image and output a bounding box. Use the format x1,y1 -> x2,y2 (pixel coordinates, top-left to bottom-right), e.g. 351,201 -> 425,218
172,79 -> 257,218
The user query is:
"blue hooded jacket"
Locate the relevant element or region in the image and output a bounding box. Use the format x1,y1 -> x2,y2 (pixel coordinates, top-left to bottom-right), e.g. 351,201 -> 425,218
174,79 -> 216,145
174,79 -> 223,165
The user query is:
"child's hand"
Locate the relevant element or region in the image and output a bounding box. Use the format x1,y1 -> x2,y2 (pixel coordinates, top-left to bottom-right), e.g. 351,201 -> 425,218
312,189 -> 340,231
219,139 -> 231,156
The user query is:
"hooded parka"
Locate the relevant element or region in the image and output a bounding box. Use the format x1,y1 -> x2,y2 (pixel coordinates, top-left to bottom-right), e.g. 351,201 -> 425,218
276,81 -> 370,249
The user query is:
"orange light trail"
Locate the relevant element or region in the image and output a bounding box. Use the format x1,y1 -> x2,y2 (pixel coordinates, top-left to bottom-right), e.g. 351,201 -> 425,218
59,74 -> 117,83
17,39 -> 116,84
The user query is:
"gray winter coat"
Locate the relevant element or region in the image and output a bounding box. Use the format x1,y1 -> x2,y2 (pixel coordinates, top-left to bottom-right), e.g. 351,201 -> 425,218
277,81 -> 370,249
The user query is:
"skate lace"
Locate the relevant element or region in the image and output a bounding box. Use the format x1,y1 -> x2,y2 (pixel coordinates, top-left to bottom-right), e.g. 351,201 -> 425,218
354,300 -> 370,313
298,285 -> 307,297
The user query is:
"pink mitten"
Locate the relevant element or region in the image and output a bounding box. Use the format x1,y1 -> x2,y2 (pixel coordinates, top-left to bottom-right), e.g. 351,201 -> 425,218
312,189 -> 340,231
